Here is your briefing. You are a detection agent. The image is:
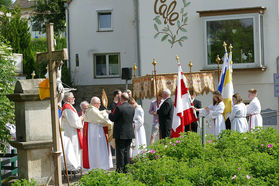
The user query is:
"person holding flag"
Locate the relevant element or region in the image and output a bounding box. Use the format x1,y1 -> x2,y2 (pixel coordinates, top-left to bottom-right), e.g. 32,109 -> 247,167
199,91 -> 226,136
218,42 -> 234,129
171,56 -> 198,138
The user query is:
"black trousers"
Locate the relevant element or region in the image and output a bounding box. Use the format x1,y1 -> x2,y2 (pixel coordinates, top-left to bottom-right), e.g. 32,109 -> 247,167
159,124 -> 171,139
115,139 -> 132,173
225,118 -> 231,130
185,122 -> 198,133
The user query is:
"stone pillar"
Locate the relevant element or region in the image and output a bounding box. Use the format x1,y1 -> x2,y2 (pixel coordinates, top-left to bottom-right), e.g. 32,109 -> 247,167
7,79 -> 54,185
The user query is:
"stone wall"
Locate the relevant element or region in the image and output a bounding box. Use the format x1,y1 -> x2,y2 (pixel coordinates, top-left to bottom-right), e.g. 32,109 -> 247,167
73,84 -> 133,111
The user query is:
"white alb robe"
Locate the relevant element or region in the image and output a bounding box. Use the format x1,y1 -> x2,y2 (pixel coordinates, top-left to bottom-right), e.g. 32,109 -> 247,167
230,103 -> 248,133
246,97 -> 263,130
200,102 -> 226,136
61,103 -> 83,170
131,105 -> 147,157
84,106 -> 113,170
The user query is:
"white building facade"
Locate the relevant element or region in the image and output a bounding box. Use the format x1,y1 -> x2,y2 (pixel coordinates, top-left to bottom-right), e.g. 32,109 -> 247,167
67,0 -> 279,134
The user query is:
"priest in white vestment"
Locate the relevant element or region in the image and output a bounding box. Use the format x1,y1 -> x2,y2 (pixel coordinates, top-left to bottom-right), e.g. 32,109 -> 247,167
246,89 -> 263,131
128,98 -> 147,157
84,97 -> 113,170
199,91 -> 226,136
61,92 -> 83,170
230,93 -> 248,133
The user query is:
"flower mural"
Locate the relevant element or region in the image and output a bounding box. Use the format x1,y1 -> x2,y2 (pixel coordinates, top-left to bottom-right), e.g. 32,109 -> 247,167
153,0 -> 191,48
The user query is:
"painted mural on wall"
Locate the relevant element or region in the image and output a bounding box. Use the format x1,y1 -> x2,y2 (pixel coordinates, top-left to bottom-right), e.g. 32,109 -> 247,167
153,0 -> 190,48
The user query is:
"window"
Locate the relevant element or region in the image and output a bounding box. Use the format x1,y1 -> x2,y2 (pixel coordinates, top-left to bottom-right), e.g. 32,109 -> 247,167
98,12 -> 112,31
198,7 -> 265,69
94,53 -> 120,77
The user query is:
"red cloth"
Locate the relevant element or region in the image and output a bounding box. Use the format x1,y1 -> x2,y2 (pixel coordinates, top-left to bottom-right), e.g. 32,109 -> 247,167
78,112 -> 90,169
171,64 -> 198,138
112,101 -> 121,113
62,103 -> 83,149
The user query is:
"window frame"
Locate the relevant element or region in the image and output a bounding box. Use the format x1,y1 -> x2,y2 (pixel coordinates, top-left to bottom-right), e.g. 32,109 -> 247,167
202,13 -> 264,70
96,9 -> 113,32
93,53 -> 121,78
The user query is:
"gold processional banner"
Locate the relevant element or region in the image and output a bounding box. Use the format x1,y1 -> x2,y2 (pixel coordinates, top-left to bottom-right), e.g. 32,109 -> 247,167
132,72 -> 215,100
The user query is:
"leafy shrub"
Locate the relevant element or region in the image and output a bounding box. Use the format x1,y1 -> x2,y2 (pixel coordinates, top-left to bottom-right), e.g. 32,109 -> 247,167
79,128 -> 279,185
0,38 -> 16,152
11,179 -> 37,186
78,169 -> 144,186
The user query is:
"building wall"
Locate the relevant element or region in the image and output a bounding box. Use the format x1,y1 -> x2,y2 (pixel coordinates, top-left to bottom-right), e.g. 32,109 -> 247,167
68,0 -> 279,139
138,0 -> 279,112
68,0 -> 138,86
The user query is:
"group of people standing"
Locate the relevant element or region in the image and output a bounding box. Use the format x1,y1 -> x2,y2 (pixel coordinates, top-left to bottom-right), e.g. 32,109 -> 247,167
199,88 -> 263,135
61,89 -> 147,173
60,87 -> 263,173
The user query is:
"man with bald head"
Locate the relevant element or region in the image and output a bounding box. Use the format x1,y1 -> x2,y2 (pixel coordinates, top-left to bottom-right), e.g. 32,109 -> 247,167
157,89 -> 174,138
109,92 -> 135,173
84,96 -> 113,170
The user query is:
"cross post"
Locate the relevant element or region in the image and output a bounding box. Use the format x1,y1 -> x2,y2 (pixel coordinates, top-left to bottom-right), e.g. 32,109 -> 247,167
36,23 -> 68,186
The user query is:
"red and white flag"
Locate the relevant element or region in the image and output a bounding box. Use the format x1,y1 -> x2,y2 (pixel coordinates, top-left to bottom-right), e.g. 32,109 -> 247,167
171,63 -> 198,138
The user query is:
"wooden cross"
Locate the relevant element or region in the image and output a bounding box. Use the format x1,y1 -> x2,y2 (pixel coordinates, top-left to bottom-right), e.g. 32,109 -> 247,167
36,23 -> 68,186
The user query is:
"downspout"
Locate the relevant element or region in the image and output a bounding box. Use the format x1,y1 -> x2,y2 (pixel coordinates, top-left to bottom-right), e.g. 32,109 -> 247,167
277,56 -> 279,126
135,0 -> 141,76
65,3 -> 72,81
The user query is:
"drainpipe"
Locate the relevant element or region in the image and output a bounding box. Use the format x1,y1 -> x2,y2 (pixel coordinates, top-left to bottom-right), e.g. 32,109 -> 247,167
135,0 -> 141,76
65,3 -> 72,81
277,56 -> 279,126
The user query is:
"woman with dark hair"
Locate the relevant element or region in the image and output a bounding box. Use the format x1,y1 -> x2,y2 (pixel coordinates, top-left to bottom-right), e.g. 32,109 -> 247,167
230,93 -> 248,132
199,91 -> 226,136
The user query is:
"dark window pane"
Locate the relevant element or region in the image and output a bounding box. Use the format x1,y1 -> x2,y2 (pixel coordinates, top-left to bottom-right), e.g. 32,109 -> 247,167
99,13 -> 111,29
109,55 -> 119,75
207,18 -> 254,64
96,55 -> 106,76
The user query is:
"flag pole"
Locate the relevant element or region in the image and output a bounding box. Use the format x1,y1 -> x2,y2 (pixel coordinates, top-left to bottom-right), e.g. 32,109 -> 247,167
152,58 -> 161,139
216,55 -> 221,83
152,58 -> 159,107
133,63 -> 137,78
188,60 -> 192,132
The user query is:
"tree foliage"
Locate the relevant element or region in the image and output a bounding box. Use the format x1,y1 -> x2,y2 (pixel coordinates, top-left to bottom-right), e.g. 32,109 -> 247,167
32,0 -> 67,35
0,7 -> 36,78
0,38 -> 16,153
0,0 -> 12,8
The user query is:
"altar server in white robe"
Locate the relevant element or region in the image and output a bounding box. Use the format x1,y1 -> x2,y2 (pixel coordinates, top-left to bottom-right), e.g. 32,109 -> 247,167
246,89 -> 263,131
199,91 -> 226,136
230,93 -> 248,133
129,97 -> 147,157
84,97 -> 113,170
61,92 -> 83,170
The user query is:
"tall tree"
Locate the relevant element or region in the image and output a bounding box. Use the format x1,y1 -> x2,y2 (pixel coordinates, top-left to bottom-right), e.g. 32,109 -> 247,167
0,7 -> 36,78
0,0 -> 12,8
32,0 -> 67,35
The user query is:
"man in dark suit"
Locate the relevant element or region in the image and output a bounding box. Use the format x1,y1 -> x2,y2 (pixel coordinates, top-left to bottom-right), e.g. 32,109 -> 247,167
157,89 -> 174,138
109,92 -> 135,173
185,89 -> 202,133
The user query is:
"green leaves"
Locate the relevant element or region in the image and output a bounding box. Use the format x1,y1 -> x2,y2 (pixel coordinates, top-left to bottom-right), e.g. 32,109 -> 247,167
154,24 -> 159,32
0,39 -> 16,153
161,34 -> 168,41
153,16 -> 162,25
153,0 -> 190,48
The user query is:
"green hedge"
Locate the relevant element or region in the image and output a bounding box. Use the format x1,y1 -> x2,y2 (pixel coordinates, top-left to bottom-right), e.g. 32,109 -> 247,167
79,128 -> 279,185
